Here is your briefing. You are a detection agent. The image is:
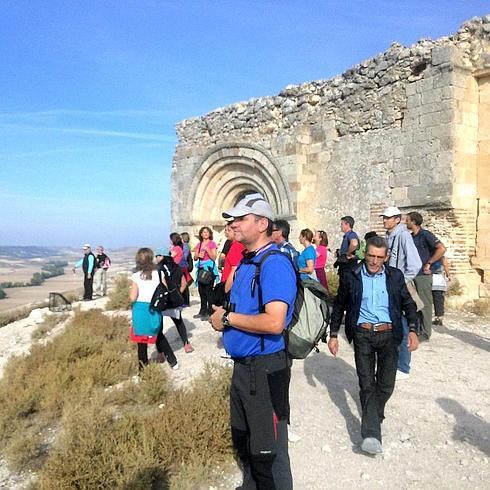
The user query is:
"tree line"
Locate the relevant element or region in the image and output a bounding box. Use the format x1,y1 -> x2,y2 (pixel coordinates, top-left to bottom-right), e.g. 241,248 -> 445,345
0,261 -> 68,299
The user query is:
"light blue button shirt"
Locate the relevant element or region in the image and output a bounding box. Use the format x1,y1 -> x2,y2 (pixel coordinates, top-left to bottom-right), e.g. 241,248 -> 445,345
357,264 -> 392,325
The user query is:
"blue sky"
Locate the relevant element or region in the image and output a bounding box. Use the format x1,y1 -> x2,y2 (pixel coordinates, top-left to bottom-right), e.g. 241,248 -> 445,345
1,1 -> 488,248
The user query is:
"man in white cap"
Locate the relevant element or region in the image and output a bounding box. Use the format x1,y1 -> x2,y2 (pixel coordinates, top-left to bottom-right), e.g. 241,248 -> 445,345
209,193 -> 296,490
381,207 -> 422,379
73,244 -> 97,300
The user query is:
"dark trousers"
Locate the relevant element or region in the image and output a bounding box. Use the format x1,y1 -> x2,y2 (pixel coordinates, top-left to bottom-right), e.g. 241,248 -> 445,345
137,323 -> 177,370
171,316 -> 189,345
353,328 -> 398,442
230,351 -> 292,490
432,290 -> 445,317
83,273 -> 94,300
198,282 -> 214,315
315,268 -> 328,291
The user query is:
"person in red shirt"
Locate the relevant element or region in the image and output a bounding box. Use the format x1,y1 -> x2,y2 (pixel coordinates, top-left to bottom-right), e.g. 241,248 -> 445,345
221,228 -> 245,292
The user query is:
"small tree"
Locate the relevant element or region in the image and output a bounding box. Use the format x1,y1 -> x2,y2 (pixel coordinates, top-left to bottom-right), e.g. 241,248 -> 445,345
0,288 -> 6,299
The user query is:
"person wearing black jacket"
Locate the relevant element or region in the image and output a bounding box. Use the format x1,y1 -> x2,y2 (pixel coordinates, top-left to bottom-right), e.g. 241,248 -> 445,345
328,236 -> 419,455
155,248 -> 194,354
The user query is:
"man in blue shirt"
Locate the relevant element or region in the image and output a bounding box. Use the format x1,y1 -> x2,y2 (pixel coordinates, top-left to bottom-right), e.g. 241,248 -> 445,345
210,193 -> 297,490
406,211 -> 446,341
335,215 -> 359,280
328,236 -> 419,455
271,219 -> 299,270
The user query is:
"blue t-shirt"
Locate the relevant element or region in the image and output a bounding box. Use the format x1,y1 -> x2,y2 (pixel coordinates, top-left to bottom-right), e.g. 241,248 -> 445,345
223,245 -> 297,358
298,245 -> 316,281
340,230 -> 359,255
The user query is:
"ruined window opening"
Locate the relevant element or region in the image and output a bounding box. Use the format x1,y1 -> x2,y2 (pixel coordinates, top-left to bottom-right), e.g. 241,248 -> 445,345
411,61 -> 427,77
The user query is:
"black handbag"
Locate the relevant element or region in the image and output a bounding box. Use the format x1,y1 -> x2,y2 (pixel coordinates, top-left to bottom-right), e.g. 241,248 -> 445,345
150,269 -> 185,312
197,265 -> 214,286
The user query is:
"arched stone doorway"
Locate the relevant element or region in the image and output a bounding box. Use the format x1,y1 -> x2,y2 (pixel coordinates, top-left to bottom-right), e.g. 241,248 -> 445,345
186,143 -> 294,228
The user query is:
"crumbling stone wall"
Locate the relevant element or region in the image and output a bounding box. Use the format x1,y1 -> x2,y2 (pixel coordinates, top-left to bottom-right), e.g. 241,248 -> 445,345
172,16 -> 490,298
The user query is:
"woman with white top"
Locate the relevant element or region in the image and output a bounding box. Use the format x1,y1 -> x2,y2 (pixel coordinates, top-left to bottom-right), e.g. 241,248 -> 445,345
129,248 -> 178,371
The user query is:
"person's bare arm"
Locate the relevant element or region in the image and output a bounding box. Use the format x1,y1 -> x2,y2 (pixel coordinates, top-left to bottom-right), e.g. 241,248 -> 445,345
129,281 -> 139,303
299,259 -> 315,274
210,301 -> 288,335
207,246 -> 217,261
423,242 -> 447,274
180,275 -> 186,293
347,239 -> 359,258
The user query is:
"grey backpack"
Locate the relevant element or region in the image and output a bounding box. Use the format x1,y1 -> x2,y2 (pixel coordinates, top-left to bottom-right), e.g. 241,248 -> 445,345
253,250 -> 330,359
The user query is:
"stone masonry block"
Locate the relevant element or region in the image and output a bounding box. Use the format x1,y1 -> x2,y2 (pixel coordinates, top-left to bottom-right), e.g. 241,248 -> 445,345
431,45 -> 453,66
416,78 -> 434,94
407,184 -> 429,204
421,88 -> 442,106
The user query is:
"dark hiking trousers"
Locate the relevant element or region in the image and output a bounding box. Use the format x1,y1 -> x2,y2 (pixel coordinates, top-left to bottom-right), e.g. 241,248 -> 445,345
432,290 -> 445,317
170,316 -> 189,345
230,350 -> 293,490
83,273 -> 94,300
198,281 -> 214,315
353,328 -> 398,443
137,323 -> 177,371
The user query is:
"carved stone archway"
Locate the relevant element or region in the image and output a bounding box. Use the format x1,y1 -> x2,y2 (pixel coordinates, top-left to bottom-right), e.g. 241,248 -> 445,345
186,143 -> 294,226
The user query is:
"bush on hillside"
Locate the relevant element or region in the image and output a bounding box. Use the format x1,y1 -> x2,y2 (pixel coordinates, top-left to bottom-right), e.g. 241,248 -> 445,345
0,288 -> 6,300
106,274 -> 132,311
0,309 -> 234,487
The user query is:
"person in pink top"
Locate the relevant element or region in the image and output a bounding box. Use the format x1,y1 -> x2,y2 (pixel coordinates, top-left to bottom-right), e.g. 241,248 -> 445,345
193,226 -> 218,318
169,232 -> 184,265
314,230 -> 329,291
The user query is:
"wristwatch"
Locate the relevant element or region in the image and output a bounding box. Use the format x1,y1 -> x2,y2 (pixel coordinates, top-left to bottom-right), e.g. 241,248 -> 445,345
222,311 -> 231,328
409,325 -> 418,334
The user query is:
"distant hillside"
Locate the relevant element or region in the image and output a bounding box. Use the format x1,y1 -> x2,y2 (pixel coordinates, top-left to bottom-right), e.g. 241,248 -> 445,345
0,246 -> 75,260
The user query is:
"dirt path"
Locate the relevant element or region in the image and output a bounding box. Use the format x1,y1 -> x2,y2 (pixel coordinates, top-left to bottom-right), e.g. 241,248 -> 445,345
0,294 -> 488,489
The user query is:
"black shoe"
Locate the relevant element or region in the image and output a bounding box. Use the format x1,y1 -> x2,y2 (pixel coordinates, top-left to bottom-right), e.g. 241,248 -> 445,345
419,333 -> 430,342
193,312 -> 205,319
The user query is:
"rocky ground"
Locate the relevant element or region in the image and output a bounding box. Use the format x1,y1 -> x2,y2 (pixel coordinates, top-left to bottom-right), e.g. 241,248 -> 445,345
0,293 -> 488,489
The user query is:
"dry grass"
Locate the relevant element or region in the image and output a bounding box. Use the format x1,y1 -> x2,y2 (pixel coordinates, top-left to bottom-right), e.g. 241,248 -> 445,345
0,309 -> 234,488
0,303 -> 47,328
327,269 -> 339,298
446,278 -> 464,297
462,298 -> 490,317
31,313 -> 69,341
106,274 -> 132,311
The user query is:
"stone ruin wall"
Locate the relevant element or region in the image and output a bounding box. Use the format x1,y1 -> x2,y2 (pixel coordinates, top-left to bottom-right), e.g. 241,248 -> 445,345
172,16 -> 490,299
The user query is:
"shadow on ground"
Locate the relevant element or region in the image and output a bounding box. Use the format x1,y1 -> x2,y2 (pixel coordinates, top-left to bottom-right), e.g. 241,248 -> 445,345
437,397 -> 490,456
303,350 -> 361,445
435,323 -> 490,353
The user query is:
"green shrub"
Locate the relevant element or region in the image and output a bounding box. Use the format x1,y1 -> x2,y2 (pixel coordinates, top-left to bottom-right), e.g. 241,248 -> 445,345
106,274 -> 132,311
31,313 -> 68,341
0,309 -> 234,488
0,288 -> 6,299
0,303 -> 48,328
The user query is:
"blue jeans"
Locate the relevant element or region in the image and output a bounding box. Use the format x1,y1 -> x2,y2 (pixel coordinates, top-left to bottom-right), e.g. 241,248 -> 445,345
397,315 -> 411,373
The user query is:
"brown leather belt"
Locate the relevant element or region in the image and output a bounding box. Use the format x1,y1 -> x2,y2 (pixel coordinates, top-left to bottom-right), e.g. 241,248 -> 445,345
359,322 -> 392,332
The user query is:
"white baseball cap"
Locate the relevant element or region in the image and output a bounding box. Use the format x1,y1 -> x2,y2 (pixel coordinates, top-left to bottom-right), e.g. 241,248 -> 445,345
222,193 -> 274,220
380,206 -> 402,217
82,243 -> 91,249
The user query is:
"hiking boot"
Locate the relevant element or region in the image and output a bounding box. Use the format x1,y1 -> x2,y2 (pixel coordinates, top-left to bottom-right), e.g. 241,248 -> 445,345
361,437 -> 382,454
184,343 -> 194,353
193,312 -> 206,319
156,352 -> 166,364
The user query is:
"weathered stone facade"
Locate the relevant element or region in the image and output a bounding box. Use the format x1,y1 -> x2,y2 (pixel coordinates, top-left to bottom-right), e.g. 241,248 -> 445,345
172,16 -> 490,299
